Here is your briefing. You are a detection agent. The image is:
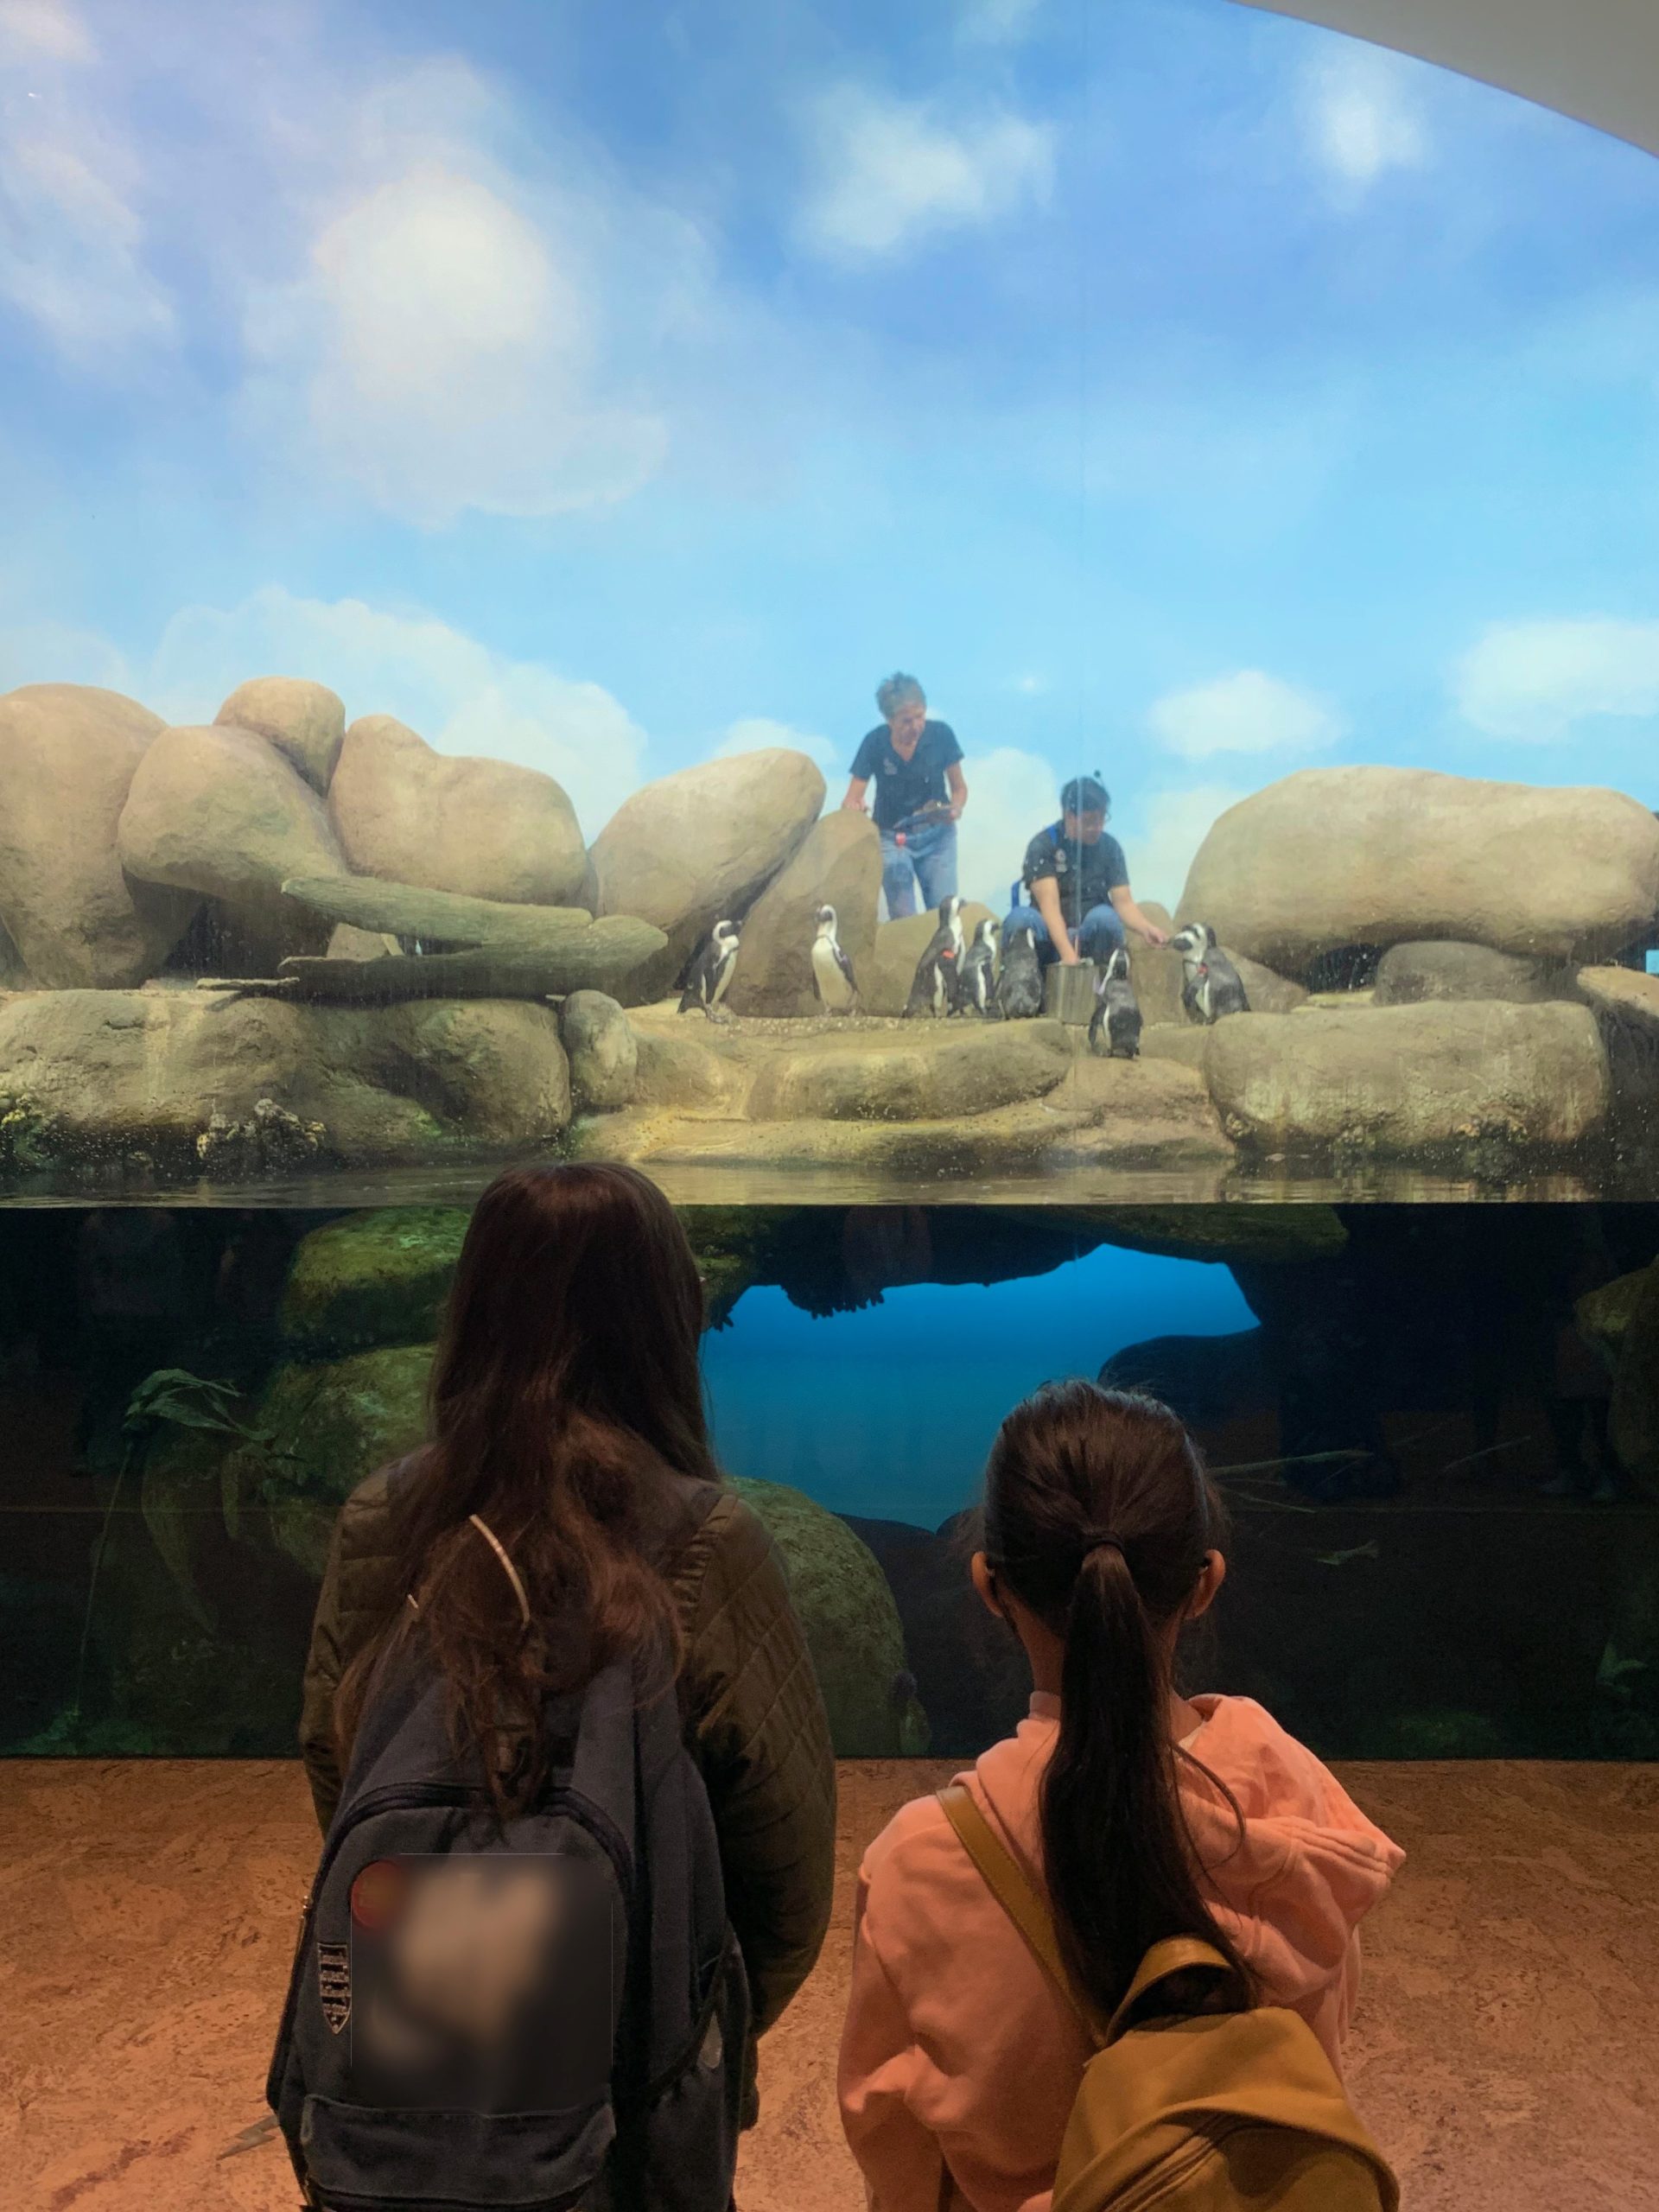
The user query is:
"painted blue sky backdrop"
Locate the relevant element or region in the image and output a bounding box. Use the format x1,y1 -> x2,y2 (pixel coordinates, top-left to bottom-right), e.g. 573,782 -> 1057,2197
3,0 -> 1658,910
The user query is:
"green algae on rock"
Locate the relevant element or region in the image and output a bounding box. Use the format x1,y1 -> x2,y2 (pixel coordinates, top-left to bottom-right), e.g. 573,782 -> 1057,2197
280,1209 -> 471,1355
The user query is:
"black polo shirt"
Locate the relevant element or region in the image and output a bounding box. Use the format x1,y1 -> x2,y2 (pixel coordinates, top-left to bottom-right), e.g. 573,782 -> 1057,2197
850,718 -> 963,832
1021,823 -> 1129,926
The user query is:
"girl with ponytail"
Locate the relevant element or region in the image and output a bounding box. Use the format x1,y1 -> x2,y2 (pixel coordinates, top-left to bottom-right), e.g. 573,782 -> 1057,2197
839,1381 -> 1403,2212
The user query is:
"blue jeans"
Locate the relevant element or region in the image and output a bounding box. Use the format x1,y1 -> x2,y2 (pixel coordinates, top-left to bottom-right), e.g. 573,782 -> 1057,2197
880,819 -> 957,918
1003,900 -> 1125,962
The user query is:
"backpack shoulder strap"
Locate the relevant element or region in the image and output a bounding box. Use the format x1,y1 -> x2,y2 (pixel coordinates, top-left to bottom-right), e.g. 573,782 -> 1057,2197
936,1783 -> 1100,2039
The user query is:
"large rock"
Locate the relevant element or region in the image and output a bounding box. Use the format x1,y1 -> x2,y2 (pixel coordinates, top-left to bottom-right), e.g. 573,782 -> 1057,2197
259,1344 -> 435,1578
1577,1267 -> 1655,1374
1609,1265 -> 1659,1490
725,810 -> 881,1017
1573,967 -> 1659,1152
215,678 -> 345,794
117,722 -> 346,956
280,1209 -> 470,1356
1127,901 -> 1185,1027
1229,953 -> 1307,1014
0,683 -> 196,987
1204,1000 -> 1611,1157
560,990 -> 638,1111
1178,768 -> 1659,976
329,715 -> 586,907
864,901 -> 996,1017
0,989 -> 570,1174
586,749 -> 826,993
1375,941 -> 1575,1007
747,1021 -> 1072,1122
729,1476 -> 921,1756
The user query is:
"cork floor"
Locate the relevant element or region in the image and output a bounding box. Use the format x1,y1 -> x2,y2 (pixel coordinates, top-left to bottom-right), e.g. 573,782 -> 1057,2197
3,1759 -> 1656,2212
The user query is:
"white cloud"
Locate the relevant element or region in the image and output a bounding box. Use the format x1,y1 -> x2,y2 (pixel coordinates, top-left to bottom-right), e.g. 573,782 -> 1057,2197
0,0 -> 94,63
958,0 -> 1043,47
714,716 -> 837,772
954,746 -> 1059,913
1455,615 -> 1659,742
1304,44 -> 1428,193
35,584 -> 648,840
799,86 -> 1054,264
1148,669 -> 1342,761
1120,784 -> 1252,916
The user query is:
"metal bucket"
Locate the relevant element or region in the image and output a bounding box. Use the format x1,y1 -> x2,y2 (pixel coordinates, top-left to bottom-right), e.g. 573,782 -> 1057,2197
1043,961 -> 1099,1025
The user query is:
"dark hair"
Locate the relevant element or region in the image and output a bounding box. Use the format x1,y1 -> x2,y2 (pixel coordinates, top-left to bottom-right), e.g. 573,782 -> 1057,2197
982,1380 -> 1252,2022
1060,774 -> 1109,817
333,1163 -> 715,1824
876,671 -> 925,720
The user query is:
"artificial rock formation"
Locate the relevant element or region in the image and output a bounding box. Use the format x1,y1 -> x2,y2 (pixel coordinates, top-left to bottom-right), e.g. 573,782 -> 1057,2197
560,990 -> 639,1111
329,715 -> 587,908
279,1209 -> 471,1356
214,678 -> 346,795
0,683 -> 196,988
1374,941 -> 1576,1007
863,902 -> 997,1017
746,1020 -> 1073,1122
585,748 -> 826,994
1178,767 -> 1659,977
725,810 -> 881,1017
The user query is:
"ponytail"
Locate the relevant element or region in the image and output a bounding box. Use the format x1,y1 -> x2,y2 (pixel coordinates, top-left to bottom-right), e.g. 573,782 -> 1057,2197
983,1382 -> 1252,2023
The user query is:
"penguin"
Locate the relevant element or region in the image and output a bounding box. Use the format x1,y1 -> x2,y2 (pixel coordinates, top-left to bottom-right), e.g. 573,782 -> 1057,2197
995,923 -> 1044,1020
905,894 -> 965,1017
1170,922 -> 1250,1024
678,918 -> 741,1019
1088,944 -> 1142,1058
958,917 -> 1000,1016
810,904 -> 860,1014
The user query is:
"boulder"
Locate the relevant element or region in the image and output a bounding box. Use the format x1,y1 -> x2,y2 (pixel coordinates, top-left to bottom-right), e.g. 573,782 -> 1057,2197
1609,1264 -> 1659,1490
560,990 -> 639,1111
586,749 -> 826,993
0,683 -> 196,988
1229,952 -> 1307,1014
329,715 -> 586,907
1577,1267 -> 1655,1374
1100,1326 -> 1277,1428
1204,1000 -> 1611,1157
259,1344 -> 435,1578
747,1021 -> 1073,1122
280,1209 -> 470,1356
725,810 -> 881,1017
1576,965 -> 1659,1036
1573,967 -> 1659,1150
0,989 -> 570,1174
214,678 -> 345,794
1028,1204 -> 1348,1266
1140,1026 -> 1209,1070
864,901 -> 996,1016
117,723 -> 346,957
1178,767 -> 1659,976
728,1475 -> 921,1756
327,923 -> 400,960
1375,941 -> 1575,1007
1127,901 -> 1185,1027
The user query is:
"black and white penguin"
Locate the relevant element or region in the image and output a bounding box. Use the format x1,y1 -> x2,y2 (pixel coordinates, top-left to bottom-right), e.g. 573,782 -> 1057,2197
1088,944 -> 1142,1058
810,904 -> 860,1014
1170,922 -> 1250,1025
958,917 -> 1000,1015
995,924 -> 1044,1020
678,918 -> 741,1019
905,894 -> 966,1017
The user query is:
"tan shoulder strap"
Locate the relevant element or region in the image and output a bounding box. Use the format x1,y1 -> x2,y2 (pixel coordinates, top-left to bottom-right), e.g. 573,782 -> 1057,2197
936,1783 -> 1098,2037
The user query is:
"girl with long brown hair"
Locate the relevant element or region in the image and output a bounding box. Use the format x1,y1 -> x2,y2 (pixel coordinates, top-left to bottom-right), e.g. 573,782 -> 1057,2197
299,1162 -> 836,2133
839,1380 -> 1403,2212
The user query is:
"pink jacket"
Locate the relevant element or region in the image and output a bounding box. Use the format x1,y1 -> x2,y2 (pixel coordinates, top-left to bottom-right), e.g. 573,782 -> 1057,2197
837,1692 -> 1405,2212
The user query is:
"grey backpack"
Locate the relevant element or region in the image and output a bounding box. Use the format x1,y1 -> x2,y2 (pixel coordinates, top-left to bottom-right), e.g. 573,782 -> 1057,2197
266,1628 -> 747,2212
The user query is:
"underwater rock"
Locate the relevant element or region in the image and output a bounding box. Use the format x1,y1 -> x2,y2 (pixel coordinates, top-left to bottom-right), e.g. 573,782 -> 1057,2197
1178,767 -> 1659,977
560,990 -> 638,1111
1101,1327 -> 1277,1428
1576,1266 -> 1654,1373
260,1343 -> 435,1577
1227,952 -> 1307,1014
585,748 -> 826,995
724,810 -> 882,1017
215,677 -> 346,795
746,1021 -> 1072,1122
727,1475 -> 920,1756
117,722 -> 346,959
329,715 -> 587,907
1022,1203 -> 1347,1266
1374,940 -> 1577,1006
1204,1000 -> 1611,1158
1126,902 -> 1185,1028
863,902 -> 997,1017
0,989 -> 571,1173
0,683 -> 197,988
326,922 -> 400,960
1609,1264 -> 1659,1491
280,1209 -> 471,1356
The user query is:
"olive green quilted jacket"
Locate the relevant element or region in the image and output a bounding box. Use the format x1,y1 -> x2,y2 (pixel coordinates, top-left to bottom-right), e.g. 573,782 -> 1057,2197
298,1455 -> 838,2126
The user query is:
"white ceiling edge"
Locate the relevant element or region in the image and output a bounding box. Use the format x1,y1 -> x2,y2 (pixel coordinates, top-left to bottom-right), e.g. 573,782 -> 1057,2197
1230,0 -> 1659,158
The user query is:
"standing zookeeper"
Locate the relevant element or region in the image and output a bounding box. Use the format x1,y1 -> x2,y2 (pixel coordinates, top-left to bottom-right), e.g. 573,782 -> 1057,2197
841,672 -> 968,919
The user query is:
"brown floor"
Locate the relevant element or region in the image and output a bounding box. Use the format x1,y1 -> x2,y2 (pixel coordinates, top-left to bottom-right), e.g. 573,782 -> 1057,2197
3,1760 -> 1656,2212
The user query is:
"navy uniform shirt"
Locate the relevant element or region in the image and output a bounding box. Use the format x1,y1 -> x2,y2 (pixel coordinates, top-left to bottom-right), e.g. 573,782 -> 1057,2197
850,719 -> 963,832
1021,823 -> 1129,926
